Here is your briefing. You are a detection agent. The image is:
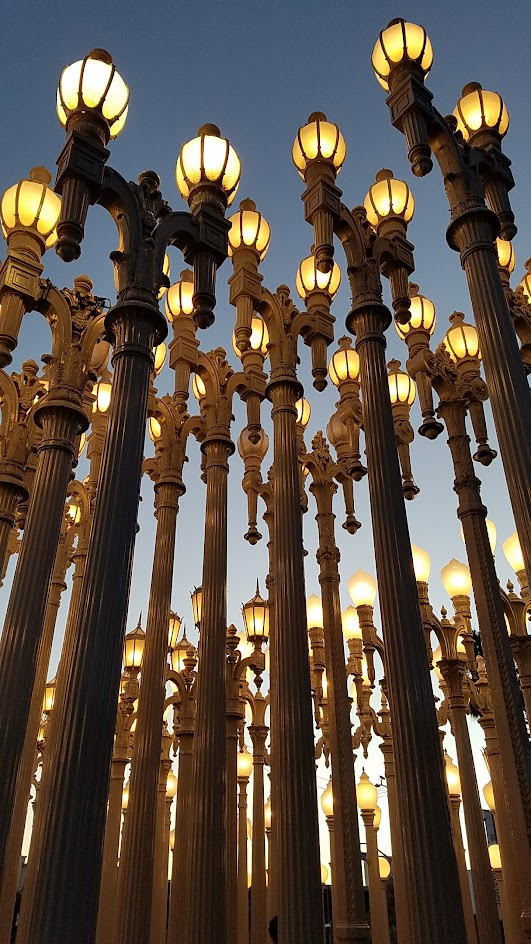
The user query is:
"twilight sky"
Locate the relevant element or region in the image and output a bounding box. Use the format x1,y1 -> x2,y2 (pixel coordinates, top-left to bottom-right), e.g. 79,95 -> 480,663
1,0 -> 529,858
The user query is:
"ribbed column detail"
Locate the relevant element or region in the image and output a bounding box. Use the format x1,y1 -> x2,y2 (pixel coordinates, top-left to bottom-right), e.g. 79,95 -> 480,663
227,711 -> 240,944
379,740 -> 410,942
117,479 -> 182,944
184,437 -> 231,944
354,306 -> 466,944
249,726 -> 267,944
96,751 -> 128,944
167,723 -> 194,942
0,404 -> 81,879
269,373 -> 323,944
17,309 -> 160,944
0,479 -> 25,578
448,797 -> 478,944
237,779 -> 249,944
312,479 -> 369,943
456,227 -> 531,580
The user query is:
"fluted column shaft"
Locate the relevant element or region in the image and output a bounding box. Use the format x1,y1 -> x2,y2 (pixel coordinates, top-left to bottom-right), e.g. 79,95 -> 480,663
184,435 -> 232,944
442,663 -> 501,944
117,477 -> 182,944
249,726 -> 267,944
268,369 -> 323,944
379,738 -> 410,943
0,538 -> 68,944
237,778 -> 249,944
17,305 -> 163,944
0,477 -> 26,579
448,797 -> 478,944
96,749 -> 129,944
351,304 -> 466,944
361,815 -> 387,944
311,478 -> 369,943
167,720 -> 194,943
150,759 -> 172,944
480,713 -> 523,944
227,692 -> 241,944
0,401 -> 84,879
439,397 -> 531,933
263,505 -> 278,929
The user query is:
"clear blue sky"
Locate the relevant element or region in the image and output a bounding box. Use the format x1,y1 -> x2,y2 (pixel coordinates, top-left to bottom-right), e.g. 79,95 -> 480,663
1,0 -> 529,850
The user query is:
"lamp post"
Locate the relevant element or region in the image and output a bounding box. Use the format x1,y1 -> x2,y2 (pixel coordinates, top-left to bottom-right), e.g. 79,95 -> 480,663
13,47 -> 239,944
356,773 -> 388,944
237,748 -> 253,944
294,112 -> 466,943
444,754 -> 478,944
377,858 -> 391,944
373,18 -> 531,585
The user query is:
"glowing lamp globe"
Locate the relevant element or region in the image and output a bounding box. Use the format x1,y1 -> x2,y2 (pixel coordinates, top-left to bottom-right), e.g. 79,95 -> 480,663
321,780 -> 334,816
379,857 -> 391,880
165,270 -> 194,323
396,285 -> 436,339
443,312 -> 480,362
411,544 -> 431,583
191,586 -> 202,627
445,754 -> 461,798
176,125 -> 241,206
296,254 -> 341,300
42,677 -> 56,714
153,342 -> 166,375
292,112 -> 346,177
295,397 -> 311,429
148,416 -> 162,443
264,798 -> 272,829
328,338 -> 360,386
122,782 -> 130,811
228,198 -> 270,260
483,780 -> 495,813
341,606 -> 361,641
495,238 -> 515,273
488,844 -> 502,871
123,620 -> 145,670
237,750 -> 253,779
388,361 -> 416,405
321,864 -> 329,884
503,531 -> 525,574
441,559 -> 472,599
57,49 -> 129,139
157,253 -> 171,300
192,373 -> 206,401
364,169 -> 415,227
1,167 -> 61,249
92,378 -> 112,414
166,770 -> 178,799
453,83 -> 509,142
306,594 -> 323,629
372,19 -> 433,91
242,584 -> 270,645
348,570 -> 377,607
167,611 -> 182,652
356,771 -> 378,812
232,315 -> 269,357
373,805 -> 382,829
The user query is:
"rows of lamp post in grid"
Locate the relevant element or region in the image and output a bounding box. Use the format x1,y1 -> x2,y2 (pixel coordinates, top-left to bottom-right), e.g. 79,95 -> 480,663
305,529 -> 529,944
0,21 -> 529,944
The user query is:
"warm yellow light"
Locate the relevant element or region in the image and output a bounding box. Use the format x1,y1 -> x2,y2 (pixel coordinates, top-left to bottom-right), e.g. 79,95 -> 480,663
57,50 -> 129,139
495,238 -> 515,273
378,856 -> 391,880
42,677 -> 56,714
396,286 -> 436,339
296,254 -> 341,300
356,771 -> 378,812
519,264 -> 531,302
348,570 -> 377,607
237,750 -> 253,779
176,125 -> 241,206
1,167 -> 61,248
157,253 -> 171,300
242,583 -> 270,644
170,635 -> 190,674
192,373 -> 206,400
122,782 -> 130,811
441,558 -> 472,598
503,531 -> 525,574
388,362 -> 416,405
66,497 -> 82,526
247,817 -> 252,840
77,431 -> 87,458
328,338 -> 360,386
123,620 -> 145,670
92,379 -> 112,414
483,780 -> 495,813
149,416 -> 162,443
306,594 -> 323,629
321,780 -> 334,817
292,112 -> 346,175
296,397 -> 311,429
445,754 -> 461,797
232,315 -> 269,357
228,198 -> 270,260
411,544 -> 431,583
453,84 -> 509,142
341,605 -> 361,641
191,586 -> 202,627
153,342 -> 166,375
372,19 -> 433,91
488,843 -> 502,871
443,312 -> 480,362
167,611 -> 182,652
264,798 -> 272,829
166,770 -> 178,799
165,270 -> 194,323
364,169 -> 415,227
321,863 -> 329,884
169,829 -> 175,852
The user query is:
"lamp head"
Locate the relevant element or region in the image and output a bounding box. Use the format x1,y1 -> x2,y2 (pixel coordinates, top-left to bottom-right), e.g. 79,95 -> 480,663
372,20 -> 433,92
